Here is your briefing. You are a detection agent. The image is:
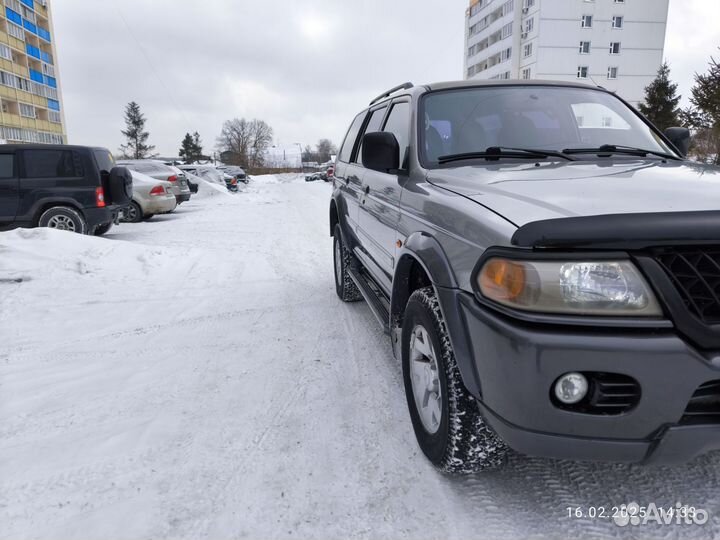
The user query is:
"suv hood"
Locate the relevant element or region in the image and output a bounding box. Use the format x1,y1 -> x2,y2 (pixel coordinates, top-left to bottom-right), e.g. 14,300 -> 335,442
428,160 -> 720,227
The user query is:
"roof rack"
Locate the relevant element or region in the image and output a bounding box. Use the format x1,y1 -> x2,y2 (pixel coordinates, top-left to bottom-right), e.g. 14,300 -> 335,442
369,82 -> 414,105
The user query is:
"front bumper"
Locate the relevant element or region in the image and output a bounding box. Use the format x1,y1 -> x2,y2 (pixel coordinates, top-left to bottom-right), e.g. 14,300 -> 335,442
449,290 -> 720,464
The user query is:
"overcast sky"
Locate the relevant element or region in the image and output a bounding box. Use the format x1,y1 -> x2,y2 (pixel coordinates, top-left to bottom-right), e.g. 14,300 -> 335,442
52,0 -> 718,157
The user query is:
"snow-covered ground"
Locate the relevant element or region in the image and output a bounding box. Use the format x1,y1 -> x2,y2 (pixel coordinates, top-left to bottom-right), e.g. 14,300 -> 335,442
2,174 -> 720,540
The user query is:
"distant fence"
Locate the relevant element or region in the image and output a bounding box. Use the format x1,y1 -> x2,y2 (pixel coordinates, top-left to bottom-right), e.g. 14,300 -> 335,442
246,167 -> 303,176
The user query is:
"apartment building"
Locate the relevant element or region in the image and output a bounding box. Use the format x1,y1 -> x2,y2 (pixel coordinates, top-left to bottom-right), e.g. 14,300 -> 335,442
0,0 -> 64,145
464,0 -> 670,106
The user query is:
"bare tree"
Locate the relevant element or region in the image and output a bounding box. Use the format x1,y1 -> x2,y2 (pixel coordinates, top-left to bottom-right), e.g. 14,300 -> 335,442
248,119 -> 274,168
217,118 -> 274,168
316,139 -> 337,164
216,118 -> 252,166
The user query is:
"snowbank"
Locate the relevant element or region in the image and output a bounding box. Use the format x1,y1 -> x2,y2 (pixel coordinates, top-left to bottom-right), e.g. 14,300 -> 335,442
0,228 -> 177,284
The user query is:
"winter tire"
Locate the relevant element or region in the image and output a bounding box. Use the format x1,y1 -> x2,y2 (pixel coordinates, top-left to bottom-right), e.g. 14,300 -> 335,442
94,222 -> 113,236
38,206 -> 88,235
333,224 -> 362,302
402,286 -> 509,474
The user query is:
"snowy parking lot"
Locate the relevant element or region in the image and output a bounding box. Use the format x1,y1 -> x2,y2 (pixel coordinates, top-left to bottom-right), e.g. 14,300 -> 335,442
2,175 -> 720,540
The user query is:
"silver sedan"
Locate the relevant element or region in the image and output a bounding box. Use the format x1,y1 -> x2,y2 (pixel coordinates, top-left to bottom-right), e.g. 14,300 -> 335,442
118,160 -> 192,205
122,171 -> 177,223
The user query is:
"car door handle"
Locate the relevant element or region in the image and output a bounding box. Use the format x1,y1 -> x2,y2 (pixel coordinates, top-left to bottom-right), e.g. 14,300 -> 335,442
364,186 -> 370,195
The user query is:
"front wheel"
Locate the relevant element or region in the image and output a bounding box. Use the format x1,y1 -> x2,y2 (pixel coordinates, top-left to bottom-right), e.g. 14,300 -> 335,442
333,224 -> 362,302
402,286 -> 509,474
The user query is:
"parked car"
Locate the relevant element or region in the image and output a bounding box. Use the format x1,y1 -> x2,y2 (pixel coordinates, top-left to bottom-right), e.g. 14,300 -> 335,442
178,169 -> 204,193
118,160 -> 192,205
0,145 -> 131,236
121,171 -> 177,223
170,165 -> 198,193
305,172 -> 324,182
178,164 -> 237,192
223,173 -> 239,192
222,166 -> 249,184
330,80 -> 717,473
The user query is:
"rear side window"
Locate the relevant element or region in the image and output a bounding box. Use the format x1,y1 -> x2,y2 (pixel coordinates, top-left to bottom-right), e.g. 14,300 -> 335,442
358,107 -> 387,166
93,150 -> 115,174
0,154 -> 14,178
338,113 -> 366,163
382,102 -> 411,168
23,150 -> 84,178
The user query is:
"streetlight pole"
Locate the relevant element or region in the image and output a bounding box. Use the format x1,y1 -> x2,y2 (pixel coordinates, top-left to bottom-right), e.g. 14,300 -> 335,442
294,143 -> 303,172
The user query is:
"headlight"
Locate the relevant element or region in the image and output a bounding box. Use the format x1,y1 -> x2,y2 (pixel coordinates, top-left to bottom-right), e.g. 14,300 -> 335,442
478,258 -> 662,316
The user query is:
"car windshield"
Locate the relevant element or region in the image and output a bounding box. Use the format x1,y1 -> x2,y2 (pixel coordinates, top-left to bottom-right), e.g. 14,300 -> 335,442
420,85 -> 677,165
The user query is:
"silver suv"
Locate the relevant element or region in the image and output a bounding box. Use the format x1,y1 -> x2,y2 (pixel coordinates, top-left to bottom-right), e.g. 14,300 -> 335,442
330,80 -> 720,473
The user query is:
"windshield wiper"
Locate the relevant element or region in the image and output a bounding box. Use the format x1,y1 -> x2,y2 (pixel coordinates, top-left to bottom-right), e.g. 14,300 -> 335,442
561,144 -> 681,161
438,147 -> 575,164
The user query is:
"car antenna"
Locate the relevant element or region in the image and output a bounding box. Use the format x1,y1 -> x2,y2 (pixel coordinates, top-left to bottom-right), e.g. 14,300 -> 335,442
587,73 -> 602,89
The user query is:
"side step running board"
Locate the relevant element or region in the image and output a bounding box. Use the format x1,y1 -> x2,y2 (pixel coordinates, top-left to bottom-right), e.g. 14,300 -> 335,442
348,267 -> 391,334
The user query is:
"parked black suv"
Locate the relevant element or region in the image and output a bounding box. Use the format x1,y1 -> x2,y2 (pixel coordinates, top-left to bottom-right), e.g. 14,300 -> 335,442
0,145 -> 132,236
329,80 -> 720,474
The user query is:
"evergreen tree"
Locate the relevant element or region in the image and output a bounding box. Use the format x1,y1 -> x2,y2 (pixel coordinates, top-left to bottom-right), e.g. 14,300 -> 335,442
119,102 -> 155,159
638,61 -> 681,131
191,132 -> 204,161
687,51 -> 720,164
691,53 -> 720,127
179,132 -> 195,162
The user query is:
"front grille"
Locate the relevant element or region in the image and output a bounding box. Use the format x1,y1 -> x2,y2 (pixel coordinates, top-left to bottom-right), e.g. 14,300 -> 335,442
655,248 -> 720,324
682,380 -> 720,424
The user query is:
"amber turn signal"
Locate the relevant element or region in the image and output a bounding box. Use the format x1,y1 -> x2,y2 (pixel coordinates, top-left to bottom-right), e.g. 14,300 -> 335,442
479,258 -> 527,302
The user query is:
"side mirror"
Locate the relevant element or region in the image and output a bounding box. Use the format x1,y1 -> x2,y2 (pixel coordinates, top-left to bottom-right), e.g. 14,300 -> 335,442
362,132 -> 399,173
664,127 -> 691,157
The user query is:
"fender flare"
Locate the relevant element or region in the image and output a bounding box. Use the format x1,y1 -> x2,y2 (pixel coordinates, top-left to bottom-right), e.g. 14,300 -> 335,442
391,232 -> 483,398
29,197 -> 85,225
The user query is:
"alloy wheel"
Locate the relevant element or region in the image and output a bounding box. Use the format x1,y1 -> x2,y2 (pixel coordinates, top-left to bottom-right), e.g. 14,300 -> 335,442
409,324 -> 442,434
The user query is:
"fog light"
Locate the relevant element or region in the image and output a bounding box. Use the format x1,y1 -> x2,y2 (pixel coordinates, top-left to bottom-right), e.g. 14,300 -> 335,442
554,373 -> 589,405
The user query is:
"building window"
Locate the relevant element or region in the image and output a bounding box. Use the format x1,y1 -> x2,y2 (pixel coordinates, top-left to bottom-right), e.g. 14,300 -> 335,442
0,44 -> 11,61
19,103 -> 36,118
501,22 -> 513,39
525,17 -> 534,33
524,42 -> 533,57
614,0 -> 625,3
524,0 -> 535,7
608,66 -> 619,79
609,42 -> 621,54
501,47 -> 512,61
579,41 -> 591,54
7,22 -> 24,41
577,66 -> 589,79
522,68 -> 531,79
49,110 -> 62,124
581,15 -> 593,28
612,16 -> 624,28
